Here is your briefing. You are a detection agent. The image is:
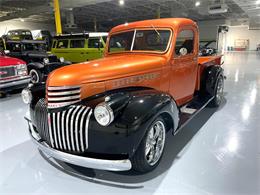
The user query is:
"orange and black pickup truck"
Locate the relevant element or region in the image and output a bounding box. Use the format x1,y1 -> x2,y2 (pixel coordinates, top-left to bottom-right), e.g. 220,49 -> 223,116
23,18 -> 224,173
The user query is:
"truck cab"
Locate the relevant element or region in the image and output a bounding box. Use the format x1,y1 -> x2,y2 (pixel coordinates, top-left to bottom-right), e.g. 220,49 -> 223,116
23,18 -> 224,173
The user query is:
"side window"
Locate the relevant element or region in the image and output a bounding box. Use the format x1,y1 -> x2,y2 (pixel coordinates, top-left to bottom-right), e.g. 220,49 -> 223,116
52,40 -> 56,48
57,40 -> 68,49
88,38 -> 101,48
175,29 -> 194,56
70,39 -> 85,48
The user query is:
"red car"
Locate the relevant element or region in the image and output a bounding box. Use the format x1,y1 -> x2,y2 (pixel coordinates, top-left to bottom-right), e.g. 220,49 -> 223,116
0,51 -> 30,96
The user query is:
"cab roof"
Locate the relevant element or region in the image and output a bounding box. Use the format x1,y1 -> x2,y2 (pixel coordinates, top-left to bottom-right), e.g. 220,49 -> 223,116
110,18 -> 197,34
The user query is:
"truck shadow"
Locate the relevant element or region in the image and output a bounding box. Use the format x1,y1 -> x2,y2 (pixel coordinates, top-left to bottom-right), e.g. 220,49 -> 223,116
43,98 -> 226,188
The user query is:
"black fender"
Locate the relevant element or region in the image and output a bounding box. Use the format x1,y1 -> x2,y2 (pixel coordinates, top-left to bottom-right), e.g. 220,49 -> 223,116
202,65 -> 224,96
81,88 -> 179,157
27,62 -> 45,71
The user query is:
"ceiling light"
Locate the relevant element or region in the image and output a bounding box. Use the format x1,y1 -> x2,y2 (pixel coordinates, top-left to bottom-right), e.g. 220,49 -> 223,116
124,22 -> 128,26
119,0 -> 124,6
195,1 -> 200,7
256,0 -> 260,5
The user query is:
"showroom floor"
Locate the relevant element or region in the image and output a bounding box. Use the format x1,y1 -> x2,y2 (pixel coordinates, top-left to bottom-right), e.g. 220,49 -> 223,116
0,52 -> 259,195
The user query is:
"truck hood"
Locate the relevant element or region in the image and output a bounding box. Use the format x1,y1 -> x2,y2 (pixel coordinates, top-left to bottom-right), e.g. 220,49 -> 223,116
0,55 -> 26,67
47,54 -> 166,86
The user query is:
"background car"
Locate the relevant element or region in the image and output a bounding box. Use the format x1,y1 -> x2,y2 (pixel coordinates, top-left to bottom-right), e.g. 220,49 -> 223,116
4,39 -> 70,83
0,51 -> 30,97
199,40 -> 217,56
51,32 -> 108,63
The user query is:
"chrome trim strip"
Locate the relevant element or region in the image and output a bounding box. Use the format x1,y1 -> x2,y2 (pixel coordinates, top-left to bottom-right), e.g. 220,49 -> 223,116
85,109 -> 92,150
56,112 -> 63,150
52,113 -> 59,149
47,100 -> 81,109
47,113 -> 54,147
70,106 -> 81,151
79,107 -> 90,152
0,76 -> 30,88
75,106 -> 85,152
61,111 -> 67,150
48,86 -> 80,90
48,90 -> 80,96
30,137 -> 132,171
48,95 -> 81,101
65,107 -> 74,151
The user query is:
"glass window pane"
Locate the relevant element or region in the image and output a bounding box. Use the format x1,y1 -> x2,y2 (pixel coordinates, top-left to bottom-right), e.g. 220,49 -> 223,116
108,31 -> 134,53
175,30 -> 194,55
70,39 -> 85,48
57,40 -> 68,48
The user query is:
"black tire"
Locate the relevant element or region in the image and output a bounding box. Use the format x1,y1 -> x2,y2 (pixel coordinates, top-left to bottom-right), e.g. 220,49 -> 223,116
208,75 -> 224,107
29,69 -> 43,83
131,116 -> 167,173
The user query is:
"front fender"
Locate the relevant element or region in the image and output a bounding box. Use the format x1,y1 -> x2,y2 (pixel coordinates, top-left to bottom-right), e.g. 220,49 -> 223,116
27,62 -> 44,70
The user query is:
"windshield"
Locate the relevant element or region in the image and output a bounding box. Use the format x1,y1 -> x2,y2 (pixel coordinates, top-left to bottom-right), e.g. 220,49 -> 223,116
108,29 -> 171,54
23,43 -> 47,51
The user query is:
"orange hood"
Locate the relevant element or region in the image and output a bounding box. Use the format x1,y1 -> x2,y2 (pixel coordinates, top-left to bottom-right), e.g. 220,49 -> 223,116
47,54 -> 166,86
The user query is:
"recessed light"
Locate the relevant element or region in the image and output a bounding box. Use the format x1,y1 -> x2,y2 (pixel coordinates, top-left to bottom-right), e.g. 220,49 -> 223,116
195,1 -> 200,7
119,0 -> 124,6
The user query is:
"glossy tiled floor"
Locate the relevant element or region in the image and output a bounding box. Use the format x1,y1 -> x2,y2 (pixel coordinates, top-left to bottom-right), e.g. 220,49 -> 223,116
0,52 -> 260,195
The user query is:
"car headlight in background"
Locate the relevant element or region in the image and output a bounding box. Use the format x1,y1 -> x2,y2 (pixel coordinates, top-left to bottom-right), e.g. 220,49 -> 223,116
43,58 -> 49,64
21,88 -> 32,104
94,102 -> 114,126
17,64 -> 27,76
60,57 -> 65,63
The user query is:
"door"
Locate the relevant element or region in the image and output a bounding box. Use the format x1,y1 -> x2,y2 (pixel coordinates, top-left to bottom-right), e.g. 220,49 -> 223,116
170,28 -> 198,105
87,38 -> 104,61
68,39 -> 87,63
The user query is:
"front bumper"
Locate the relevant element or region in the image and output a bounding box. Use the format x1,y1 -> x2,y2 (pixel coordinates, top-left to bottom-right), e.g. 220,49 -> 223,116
26,117 -> 132,171
0,76 -> 31,91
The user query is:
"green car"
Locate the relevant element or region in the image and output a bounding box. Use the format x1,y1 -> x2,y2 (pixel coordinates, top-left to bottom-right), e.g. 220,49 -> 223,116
51,33 -> 108,63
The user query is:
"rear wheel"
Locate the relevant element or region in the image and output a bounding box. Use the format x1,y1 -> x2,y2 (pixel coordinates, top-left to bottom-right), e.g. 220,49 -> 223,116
29,69 -> 43,83
131,116 -> 166,173
209,75 -> 224,107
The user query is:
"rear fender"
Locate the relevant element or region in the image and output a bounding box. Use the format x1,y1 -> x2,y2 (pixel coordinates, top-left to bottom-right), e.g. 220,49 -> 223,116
203,65 -> 224,96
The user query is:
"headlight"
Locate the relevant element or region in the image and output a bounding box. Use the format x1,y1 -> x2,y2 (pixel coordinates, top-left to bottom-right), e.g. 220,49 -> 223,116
94,102 -> 114,126
17,64 -> 27,76
21,89 -> 32,104
43,58 -> 49,64
17,64 -> 27,70
60,57 -> 64,63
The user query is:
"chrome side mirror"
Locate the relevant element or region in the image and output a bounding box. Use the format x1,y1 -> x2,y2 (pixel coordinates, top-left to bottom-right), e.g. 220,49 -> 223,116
179,48 -> 188,56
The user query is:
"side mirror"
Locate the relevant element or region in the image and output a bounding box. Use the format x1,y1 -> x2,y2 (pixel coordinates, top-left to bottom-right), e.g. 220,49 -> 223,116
179,48 -> 188,56
4,50 -> 10,54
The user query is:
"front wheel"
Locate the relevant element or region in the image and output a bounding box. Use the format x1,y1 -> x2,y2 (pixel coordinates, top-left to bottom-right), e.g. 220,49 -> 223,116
209,75 -> 224,107
131,116 -> 167,173
29,69 -> 43,83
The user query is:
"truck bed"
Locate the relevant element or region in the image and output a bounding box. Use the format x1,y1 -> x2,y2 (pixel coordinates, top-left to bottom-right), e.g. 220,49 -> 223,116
198,55 -> 223,66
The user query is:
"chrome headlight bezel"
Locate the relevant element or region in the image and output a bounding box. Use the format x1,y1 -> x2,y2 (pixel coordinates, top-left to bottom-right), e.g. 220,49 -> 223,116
94,102 -> 114,126
43,57 -> 49,64
21,88 -> 32,104
60,57 -> 65,63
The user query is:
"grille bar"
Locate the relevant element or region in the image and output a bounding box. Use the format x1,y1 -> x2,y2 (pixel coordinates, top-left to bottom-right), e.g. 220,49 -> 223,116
47,85 -> 81,109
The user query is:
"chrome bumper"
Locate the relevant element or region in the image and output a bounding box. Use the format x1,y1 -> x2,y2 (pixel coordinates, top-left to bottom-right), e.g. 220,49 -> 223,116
0,76 -> 31,89
26,117 -> 132,171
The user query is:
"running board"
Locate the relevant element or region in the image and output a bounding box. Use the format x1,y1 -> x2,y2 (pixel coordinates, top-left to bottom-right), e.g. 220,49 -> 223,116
174,95 -> 214,135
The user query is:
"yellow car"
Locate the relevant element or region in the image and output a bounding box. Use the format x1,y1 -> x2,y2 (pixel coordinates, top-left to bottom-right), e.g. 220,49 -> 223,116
51,33 -> 108,63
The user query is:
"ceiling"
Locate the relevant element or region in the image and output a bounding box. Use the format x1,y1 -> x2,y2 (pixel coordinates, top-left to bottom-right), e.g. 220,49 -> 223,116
0,0 -> 259,30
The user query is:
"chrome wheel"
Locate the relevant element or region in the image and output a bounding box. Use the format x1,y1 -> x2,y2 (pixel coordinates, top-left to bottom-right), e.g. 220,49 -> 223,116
216,77 -> 224,105
145,120 -> 166,166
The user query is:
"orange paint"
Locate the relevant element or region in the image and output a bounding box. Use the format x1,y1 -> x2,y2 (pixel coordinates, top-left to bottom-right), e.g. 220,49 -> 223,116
47,18 -> 222,106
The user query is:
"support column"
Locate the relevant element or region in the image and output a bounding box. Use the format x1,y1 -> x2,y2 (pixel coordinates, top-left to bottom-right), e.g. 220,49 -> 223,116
53,0 -> 62,35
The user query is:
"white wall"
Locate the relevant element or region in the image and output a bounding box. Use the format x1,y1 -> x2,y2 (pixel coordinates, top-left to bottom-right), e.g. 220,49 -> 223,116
225,26 -> 260,51
0,19 -> 55,36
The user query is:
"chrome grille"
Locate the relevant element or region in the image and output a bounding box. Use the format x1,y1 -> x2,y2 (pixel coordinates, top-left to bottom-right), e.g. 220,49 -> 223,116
0,66 -> 17,79
33,99 -> 92,153
47,86 -> 81,109
34,99 -> 50,142
48,106 -> 92,153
